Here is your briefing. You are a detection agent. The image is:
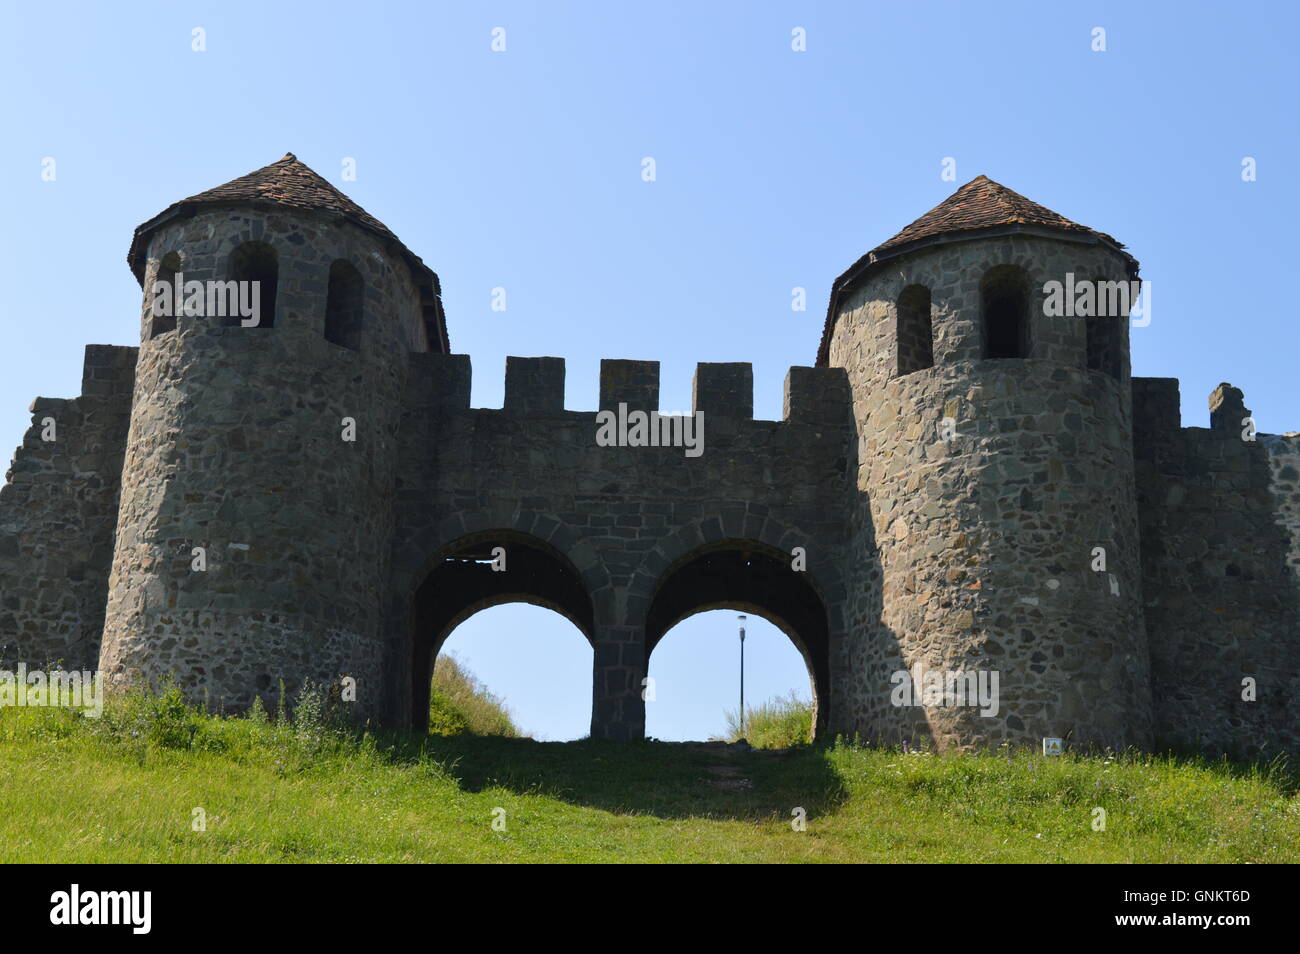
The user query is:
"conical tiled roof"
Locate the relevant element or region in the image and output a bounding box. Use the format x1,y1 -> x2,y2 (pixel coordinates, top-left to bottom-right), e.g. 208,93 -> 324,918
128,154 -> 448,351
816,176 -> 1136,365
873,175 -> 1118,253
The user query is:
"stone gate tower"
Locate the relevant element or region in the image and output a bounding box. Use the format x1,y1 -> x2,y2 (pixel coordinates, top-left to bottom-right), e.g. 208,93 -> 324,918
3,157 -> 1296,755
820,177 -> 1154,750
98,155 -> 449,718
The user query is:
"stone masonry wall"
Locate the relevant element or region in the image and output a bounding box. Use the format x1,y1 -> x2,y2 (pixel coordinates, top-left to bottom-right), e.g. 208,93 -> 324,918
1133,379 -> 1300,756
829,234 -> 1153,751
0,345 -> 137,670
1263,431 -> 1300,586
98,205 -> 430,719
383,355 -> 855,738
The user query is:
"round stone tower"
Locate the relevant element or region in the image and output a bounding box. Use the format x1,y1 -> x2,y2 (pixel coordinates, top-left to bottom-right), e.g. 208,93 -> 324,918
99,153 -> 448,718
822,176 -> 1154,750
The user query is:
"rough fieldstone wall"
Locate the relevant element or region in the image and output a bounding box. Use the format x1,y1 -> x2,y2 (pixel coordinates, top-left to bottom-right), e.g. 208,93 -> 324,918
1133,379 -> 1300,756
828,234 -> 1153,751
0,345 -> 137,669
383,356 -> 855,738
1264,432 -> 1300,585
98,205 -> 431,719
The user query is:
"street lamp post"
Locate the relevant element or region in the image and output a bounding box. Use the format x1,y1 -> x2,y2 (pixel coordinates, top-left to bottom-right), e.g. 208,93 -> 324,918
738,615 -> 747,739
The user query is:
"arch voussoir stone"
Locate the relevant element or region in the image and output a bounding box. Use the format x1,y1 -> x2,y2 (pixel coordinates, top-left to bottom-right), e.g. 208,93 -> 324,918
719,507 -> 747,538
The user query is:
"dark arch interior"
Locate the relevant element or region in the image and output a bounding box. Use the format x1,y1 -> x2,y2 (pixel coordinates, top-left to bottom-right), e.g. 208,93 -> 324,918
409,533 -> 594,729
148,251 -> 181,339
644,542 -> 830,740
1085,276 -> 1123,380
896,283 -> 934,375
325,259 -> 364,351
981,264 -> 1029,359
226,241 -> 279,328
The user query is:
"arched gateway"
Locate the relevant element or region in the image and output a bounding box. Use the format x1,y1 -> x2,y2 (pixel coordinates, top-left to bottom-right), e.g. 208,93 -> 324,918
4,155 -> 1296,756
402,525 -> 838,739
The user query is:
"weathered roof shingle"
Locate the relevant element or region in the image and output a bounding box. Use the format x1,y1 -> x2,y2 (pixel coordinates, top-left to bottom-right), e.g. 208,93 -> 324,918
128,153 -> 448,351
816,176 -> 1136,365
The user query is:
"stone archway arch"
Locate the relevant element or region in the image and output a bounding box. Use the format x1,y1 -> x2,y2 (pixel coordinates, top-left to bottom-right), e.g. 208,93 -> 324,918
629,512 -> 842,740
387,508 -> 615,731
391,508 -> 614,611
624,510 -> 844,634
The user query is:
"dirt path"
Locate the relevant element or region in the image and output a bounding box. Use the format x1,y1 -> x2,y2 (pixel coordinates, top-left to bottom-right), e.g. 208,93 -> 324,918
681,741 -> 754,790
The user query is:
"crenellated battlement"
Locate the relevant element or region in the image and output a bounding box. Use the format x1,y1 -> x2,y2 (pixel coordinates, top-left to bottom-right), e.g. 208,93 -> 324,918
387,352 -> 856,737
1,345 -> 137,502
405,352 -> 852,428
1130,376 -> 1300,753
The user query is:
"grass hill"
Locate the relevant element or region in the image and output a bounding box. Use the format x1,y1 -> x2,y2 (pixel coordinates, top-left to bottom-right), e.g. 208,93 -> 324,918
0,685 -> 1296,863
427,653 -> 521,738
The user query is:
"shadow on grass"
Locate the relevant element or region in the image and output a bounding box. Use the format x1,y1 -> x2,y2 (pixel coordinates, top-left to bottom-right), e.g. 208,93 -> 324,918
1148,741 -> 1298,795
357,728 -> 1299,821
375,732 -> 851,821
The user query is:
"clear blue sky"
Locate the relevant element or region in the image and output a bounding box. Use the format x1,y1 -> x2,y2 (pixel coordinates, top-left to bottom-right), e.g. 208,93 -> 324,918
2,2 -> 1296,739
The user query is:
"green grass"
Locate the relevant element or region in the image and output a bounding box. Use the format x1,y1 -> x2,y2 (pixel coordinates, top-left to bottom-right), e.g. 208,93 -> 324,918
723,692 -> 814,749
427,653 -> 521,738
0,689 -> 1296,863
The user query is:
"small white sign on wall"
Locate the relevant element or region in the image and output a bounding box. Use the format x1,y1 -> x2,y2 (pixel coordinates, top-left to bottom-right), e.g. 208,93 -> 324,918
1043,737 -> 1064,756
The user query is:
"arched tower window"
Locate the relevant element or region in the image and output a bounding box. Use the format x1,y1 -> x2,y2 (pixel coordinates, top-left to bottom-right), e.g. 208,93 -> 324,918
225,241 -> 278,328
324,259 -> 364,351
147,251 -> 181,340
981,265 -> 1030,359
896,284 -> 934,375
1085,276 -> 1124,380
